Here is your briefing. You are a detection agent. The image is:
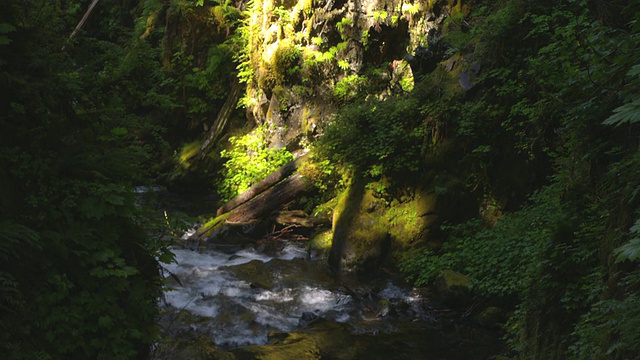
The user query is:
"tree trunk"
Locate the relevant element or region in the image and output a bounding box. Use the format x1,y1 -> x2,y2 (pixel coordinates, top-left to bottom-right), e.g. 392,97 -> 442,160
216,152 -> 310,215
63,0 -> 100,50
225,173 -> 314,223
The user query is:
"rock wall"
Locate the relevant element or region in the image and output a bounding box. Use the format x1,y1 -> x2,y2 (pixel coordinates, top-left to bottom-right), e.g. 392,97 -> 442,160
240,0 -> 470,150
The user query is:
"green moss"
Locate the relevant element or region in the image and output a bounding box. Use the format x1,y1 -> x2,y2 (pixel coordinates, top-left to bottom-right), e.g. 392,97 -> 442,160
238,336 -> 321,359
273,40 -> 302,84
435,270 -> 472,307
233,322 -> 355,359
178,140 -> 204,169
439,269 -> 471,288
197,213 -> 231,238
309,229 -> 333,251
330,181 -> 390,274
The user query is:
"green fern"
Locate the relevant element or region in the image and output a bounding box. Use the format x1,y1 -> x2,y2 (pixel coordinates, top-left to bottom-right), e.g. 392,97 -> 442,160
615,220 -> 640,263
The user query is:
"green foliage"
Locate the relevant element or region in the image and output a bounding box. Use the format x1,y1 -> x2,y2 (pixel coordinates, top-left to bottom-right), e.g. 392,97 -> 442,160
603,64 -> 640,127
400,186 -> 562,298
232,10 -> 256,86
373,10 -> 388,22
401,3 -> 420,16
336,17 -> 354,37
273,6 -> 290,22
317,95 -> 422,179
615,219 -> 640,262
393,1 -> 640,357
216,123 -> 295,201
337,59 -> 350,71
0,1 -> 176,358
332,74 -> 366,101
0,22 -> 15,45
569,269 -> 640,359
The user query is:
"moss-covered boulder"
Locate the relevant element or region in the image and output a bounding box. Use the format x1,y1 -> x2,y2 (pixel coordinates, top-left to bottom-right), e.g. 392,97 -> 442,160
434,270 -> 472,307
385,190 -> 439,255
308,228 -> 333,260
232,321 -> 356,360
474,306 -> 507,331
328,179 -> 390,277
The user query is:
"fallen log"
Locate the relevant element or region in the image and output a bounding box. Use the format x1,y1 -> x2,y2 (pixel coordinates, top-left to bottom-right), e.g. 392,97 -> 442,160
225,173 -> 314,223
216,152 -> 310,216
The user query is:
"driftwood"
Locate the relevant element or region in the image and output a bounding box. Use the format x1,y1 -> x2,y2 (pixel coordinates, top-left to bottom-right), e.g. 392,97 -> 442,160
225,173 -> 314,223
216,152 -> 310,216
262,224 -> 309,242
274,210 -> 331,228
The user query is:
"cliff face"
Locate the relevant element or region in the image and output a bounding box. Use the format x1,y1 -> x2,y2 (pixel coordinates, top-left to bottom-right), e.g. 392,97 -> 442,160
237,0 -> 468,149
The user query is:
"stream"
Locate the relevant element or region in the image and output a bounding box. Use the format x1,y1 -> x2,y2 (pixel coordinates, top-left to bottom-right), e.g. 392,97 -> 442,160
155,238 -> 502,359
146,189 -> 503,359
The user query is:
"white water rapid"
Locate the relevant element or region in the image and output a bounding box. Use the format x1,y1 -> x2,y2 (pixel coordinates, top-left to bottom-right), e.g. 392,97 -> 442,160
160,241 -> 428,349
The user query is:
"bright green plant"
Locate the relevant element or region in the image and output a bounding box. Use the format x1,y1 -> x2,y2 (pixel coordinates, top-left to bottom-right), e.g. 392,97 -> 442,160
373,10 -> 388,22
361,29 -> 370,48
402,3 -> 420,16
615,219 -> 640,262
311,36 -> 323,46
336,17 -> 353,39
216,123 -> 295,201
337,59 -> 350,71
332,74 -> 366,102
273,6 -> 290,22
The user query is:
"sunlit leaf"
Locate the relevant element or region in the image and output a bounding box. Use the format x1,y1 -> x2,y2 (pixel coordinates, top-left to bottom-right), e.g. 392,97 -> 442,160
603,98 -> 640,127
615,238 -> 640,263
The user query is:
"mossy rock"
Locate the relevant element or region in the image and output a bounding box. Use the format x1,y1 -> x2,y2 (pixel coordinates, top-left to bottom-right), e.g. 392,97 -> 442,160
329,179 -> 390,276
232,321 -> 355,360
221,257 -> 334,291
434,270 -> 472,307
155,308 -> 236,360
233,335 -> 320,360
385,191 -> 438,248
474,306 -> 507,331
221,259 -> 277,290
153,334 -> 231,360
308,228 -> 333,260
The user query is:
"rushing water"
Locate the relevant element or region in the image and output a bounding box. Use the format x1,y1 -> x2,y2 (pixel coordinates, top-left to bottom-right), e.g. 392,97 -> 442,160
157,238 -> 503,359
162,242 -> 345,347
140,187 -> 502,358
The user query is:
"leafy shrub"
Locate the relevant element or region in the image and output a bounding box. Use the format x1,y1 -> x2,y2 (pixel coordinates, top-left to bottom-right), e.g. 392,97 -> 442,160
569,269 -> 640,359
317,95 -> 422,179
332,74 -> 367,102
216,123 -> 295,202
400,185 -> 562,299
